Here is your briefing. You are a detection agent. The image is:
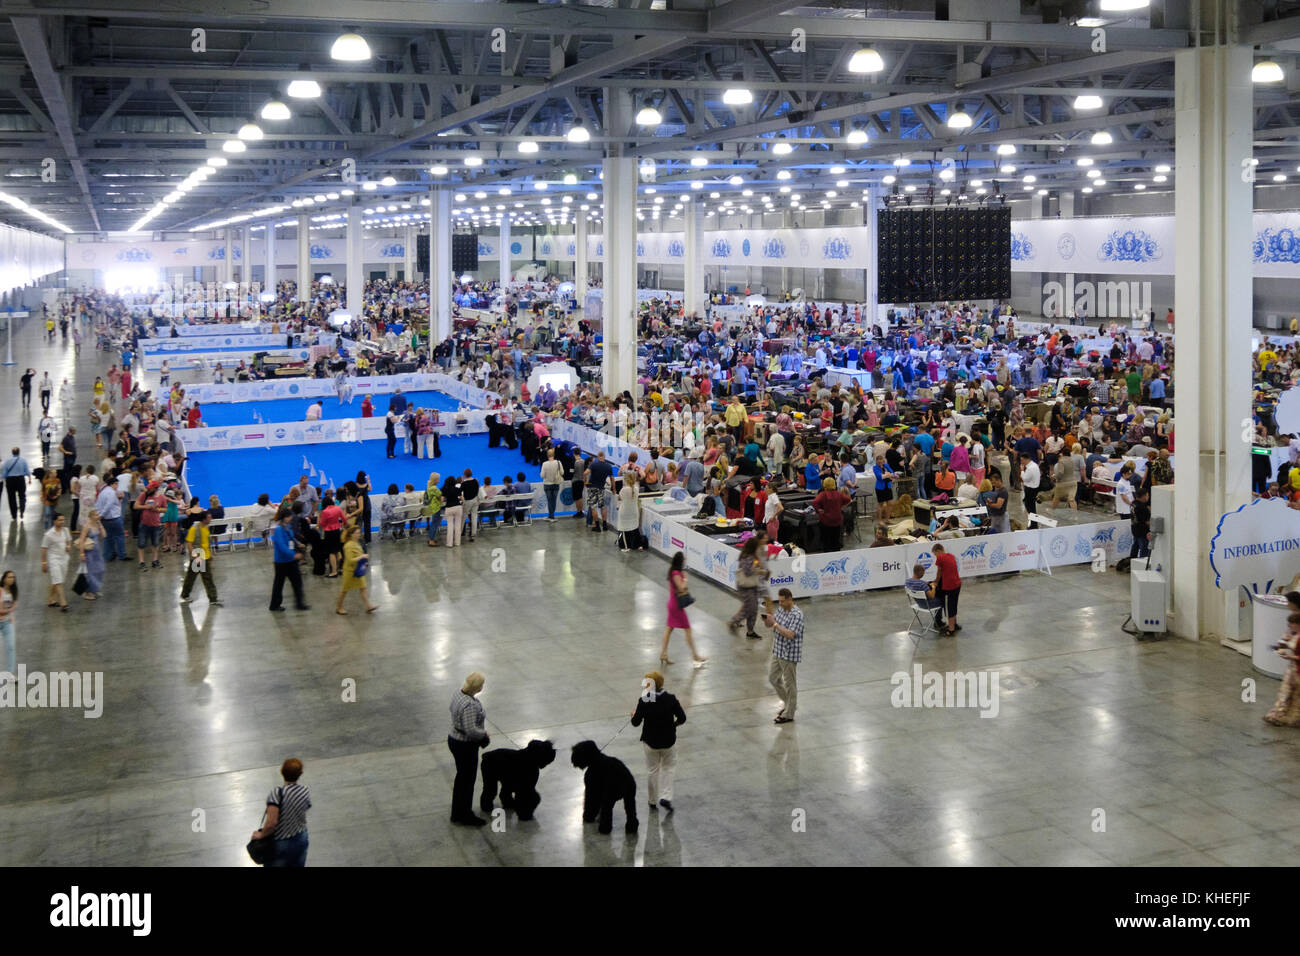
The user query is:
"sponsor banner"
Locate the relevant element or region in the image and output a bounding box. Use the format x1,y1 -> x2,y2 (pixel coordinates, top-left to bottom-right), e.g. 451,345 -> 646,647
548,417 -> 652,468
141,333 -> 299,353
180,410 -> 490,451
643,504 -> 1133,599
1038,519 -> 1133,567
184,372 -> 499,406
141,347 -> 312,371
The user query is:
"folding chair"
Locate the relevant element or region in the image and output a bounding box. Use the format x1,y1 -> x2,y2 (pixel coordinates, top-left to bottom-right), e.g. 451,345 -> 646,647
906,589 -> 944,643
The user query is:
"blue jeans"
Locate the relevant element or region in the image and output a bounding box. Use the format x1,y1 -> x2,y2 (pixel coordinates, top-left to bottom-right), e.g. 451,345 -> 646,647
426,508 -> 443,539
0,618 -> 13,674
102,516 -> 127,560
544,485 -> 559,518
42,504 -> 56,530
268,829 -> 308,867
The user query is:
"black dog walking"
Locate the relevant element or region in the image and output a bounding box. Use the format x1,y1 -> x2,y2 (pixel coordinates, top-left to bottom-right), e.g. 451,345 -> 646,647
571,740 -> 638,834
479,739 -> 556,821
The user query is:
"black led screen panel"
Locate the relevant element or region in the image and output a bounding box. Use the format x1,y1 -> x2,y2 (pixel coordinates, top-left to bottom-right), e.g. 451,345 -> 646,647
876,207 -> 1010,303
451,233 -> 479,274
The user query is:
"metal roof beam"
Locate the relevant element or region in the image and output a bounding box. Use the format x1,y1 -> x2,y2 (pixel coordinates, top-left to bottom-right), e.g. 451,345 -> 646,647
10,15 -> 99,230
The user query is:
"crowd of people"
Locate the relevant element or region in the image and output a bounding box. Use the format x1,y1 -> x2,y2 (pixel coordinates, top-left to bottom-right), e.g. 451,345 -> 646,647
63,271 -> 1300,870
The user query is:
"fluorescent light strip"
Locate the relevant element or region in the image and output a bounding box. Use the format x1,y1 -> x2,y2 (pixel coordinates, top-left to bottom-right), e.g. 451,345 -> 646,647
0,192 -> 74,233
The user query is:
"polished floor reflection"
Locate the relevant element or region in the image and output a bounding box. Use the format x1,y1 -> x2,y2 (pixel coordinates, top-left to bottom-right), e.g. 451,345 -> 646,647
0,321 -> 1297,866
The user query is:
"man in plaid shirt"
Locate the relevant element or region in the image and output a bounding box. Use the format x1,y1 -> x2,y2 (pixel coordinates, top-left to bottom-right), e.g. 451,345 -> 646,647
762,588 -> 804,724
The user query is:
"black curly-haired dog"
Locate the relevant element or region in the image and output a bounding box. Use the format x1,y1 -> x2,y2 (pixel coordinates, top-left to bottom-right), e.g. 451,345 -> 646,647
479,739 -> 556,821
570,740 -> 638,834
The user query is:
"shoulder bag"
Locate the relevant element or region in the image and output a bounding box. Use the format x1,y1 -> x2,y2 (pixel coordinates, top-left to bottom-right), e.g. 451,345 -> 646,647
353,557 -> 369,578
246,788 -> 279,865
71,560 -> 89,596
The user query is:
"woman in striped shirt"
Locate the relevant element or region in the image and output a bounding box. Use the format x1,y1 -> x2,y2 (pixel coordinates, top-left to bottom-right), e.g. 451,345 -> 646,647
252,758 -> 312,867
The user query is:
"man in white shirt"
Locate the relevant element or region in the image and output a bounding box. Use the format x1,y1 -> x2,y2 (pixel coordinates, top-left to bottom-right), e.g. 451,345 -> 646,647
1115,463 -> 1135,518
1021,457 -> 1041,518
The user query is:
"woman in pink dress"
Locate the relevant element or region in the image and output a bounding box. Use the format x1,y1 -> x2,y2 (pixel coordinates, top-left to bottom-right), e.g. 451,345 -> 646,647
660,551 -> 706,668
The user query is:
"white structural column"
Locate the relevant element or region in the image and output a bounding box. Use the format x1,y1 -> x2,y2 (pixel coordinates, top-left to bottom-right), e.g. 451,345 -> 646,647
346,205 -> 364,316
575,213 -> 588,310
601,89 -> 638,398
499,216 -> 511,286
430,189 -> 453,342
1172,43 -> 1254,641
863,186 -> 879,324
264,221 -> 277,290
221,228 -> 233,285
241,227 -> 253,286
297,215 -> 311,308
683,204 -> 704,317
403,225 -> 415,281
1058,190 -> 1076,219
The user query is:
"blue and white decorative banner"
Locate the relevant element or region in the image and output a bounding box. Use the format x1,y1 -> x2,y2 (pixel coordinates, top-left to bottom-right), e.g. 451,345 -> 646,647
1011,211 -> 1300,278
536,226 -> 874,270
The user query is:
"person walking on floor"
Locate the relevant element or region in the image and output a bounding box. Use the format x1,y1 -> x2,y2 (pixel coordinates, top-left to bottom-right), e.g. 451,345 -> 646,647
0,570 -> 17,680
37,413 -> 54,462
448,672 -> 490,826
41,512 -> 70,612
763,588 -> 804,724
58,427 -> 76,496
335,525 -> 377,614
1264,613 -> 1300,726
932,542 -> 962,636
95,476 -> 127,562
75,509 -> 105,601
540,448 -> 563,522
729,533 -> 769,639
269,509 -> 309,611
441,474 -> 464,547
422,472 -> 444,548
660,551 -> 707,668
179,511 -> 220,606
250,758 -> 312,867
1,447 -> 31,522
19,369 -> 33,410
38,373 -> 52,414
631,670 -> 687,814
460,469 -> 480,542
1020,454 -> 1041,521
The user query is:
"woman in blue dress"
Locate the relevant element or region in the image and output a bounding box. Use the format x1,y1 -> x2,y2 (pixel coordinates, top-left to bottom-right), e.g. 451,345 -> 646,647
76,509 -> 106,600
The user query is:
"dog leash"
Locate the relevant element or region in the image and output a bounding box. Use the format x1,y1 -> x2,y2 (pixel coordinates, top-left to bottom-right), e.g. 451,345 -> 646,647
484,717 -> 526,750
598,718 -> 631,752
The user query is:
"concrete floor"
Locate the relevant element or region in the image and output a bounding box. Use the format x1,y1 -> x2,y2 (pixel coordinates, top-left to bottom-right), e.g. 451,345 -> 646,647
1,320 -> 1298,867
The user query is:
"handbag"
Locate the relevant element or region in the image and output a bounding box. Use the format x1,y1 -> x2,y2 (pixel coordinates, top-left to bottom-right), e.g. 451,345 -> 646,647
246,795 -> 276,865
353,557 -> 369,578
676,587 -> 695,609
71,562 -> 88,596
